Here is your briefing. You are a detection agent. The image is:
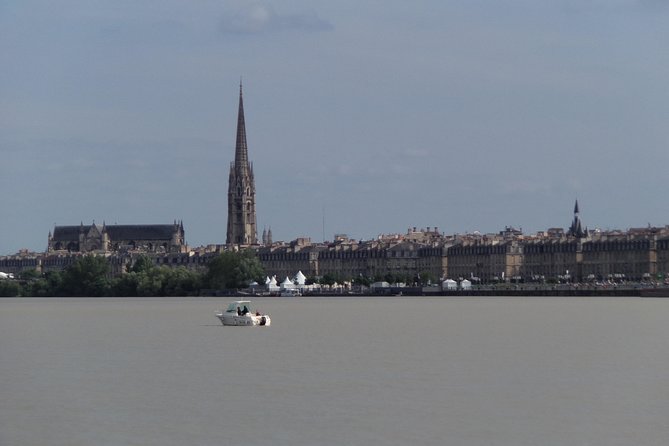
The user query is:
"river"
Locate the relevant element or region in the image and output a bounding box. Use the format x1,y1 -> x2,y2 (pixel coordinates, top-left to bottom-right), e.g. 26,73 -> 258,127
1,296 -> 667,445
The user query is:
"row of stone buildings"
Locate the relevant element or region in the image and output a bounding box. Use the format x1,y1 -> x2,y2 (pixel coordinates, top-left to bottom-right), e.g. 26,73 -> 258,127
3,216 -> 669,284
254,226 -> 669,284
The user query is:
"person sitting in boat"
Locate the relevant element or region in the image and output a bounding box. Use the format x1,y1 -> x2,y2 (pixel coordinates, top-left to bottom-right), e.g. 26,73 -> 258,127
237,306 -> 242,316
242,305 -> 250,315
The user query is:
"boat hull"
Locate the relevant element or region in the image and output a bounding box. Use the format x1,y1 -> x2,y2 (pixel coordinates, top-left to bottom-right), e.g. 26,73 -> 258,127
216,313 -> 271,326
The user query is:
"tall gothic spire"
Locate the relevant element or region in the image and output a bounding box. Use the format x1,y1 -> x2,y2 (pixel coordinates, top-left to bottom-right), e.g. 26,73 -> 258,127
226,81 -> 258,246
234,80 -> 249,171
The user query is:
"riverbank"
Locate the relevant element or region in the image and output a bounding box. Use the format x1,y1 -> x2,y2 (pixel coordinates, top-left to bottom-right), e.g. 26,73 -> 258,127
301,285 -> 669,298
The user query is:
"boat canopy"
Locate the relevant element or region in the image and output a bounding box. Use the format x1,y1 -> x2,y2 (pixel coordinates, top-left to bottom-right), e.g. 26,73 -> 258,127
225,301 -> 252,313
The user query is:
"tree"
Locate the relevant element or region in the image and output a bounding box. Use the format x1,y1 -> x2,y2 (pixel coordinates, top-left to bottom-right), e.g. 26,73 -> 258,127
319,273 -> 338,286
418,271 -> 436,285
111,272 -> 140,297
163,267 -> 201,296
20,271 -> 64,297
136,267 -> 171,296
18,269 -> 40,280
60,255 -> 111,296
205,250 -> 265,290
0,280 -> 20,297
130,255 -> 154,274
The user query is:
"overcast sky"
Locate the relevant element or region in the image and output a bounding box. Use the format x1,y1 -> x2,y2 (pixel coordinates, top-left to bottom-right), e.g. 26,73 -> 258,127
2,0 -> 669,254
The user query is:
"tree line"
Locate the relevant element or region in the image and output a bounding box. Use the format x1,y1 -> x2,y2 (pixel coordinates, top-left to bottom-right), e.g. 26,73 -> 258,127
0,250 -> 265,297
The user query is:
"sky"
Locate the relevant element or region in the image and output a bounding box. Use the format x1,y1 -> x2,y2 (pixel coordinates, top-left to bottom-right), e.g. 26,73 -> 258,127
2,0 -> 669,254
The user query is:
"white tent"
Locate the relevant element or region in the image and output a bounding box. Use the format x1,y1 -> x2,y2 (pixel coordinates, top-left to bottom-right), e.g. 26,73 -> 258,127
281,276 -> 296,290
460,279 -> 472,290
267,275 -> 280,292
442,279 -> 457,290
294,270 -> 306,286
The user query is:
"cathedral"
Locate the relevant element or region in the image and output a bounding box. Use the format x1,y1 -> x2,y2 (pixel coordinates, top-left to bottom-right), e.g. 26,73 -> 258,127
226,82 -> 258,246
48,221 -> 186,254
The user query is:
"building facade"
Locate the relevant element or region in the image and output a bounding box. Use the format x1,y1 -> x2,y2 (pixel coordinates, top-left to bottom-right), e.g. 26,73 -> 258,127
447,240 -> 522,282
47,221 -> 186,254
581,235 -> 655,281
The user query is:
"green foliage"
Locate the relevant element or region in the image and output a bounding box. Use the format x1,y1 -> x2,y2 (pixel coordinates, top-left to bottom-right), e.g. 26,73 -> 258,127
163,267 -> 201,296
136,267 -> 171,296
383,272 -> 412,284
130,255 -> 154,274
111,272 -> 141,297
110,264 -> 202,297
18,269 -> 40,280
60,256 -> 111,296
10,250 -> 263,297
20,270 -> 65,297
0,280 -> 20,297
205,250 -> 265,290
319,273 -> 338,286
45,271 -> 64,295
20,277 -> 47,297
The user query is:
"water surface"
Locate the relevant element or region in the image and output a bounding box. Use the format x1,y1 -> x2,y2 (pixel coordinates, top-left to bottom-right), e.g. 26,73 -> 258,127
1,296 -> 667,445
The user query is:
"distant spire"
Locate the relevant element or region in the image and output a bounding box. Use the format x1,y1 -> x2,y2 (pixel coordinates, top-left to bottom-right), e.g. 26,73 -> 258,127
235,79 -> 249,170
568,200 -> 587,238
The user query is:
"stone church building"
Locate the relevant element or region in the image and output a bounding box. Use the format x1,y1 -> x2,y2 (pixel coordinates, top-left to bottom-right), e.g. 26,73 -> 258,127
48,221 -> 186,254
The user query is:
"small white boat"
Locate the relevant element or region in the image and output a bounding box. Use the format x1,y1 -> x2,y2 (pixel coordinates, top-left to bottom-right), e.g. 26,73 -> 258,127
280,288 -> 302,297
215,301 -> 271,326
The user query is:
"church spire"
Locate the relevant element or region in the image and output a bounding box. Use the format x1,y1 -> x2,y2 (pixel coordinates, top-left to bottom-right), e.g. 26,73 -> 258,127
234,80 -> 249,171
568,199 -> 587,239
226,81 -> 258,246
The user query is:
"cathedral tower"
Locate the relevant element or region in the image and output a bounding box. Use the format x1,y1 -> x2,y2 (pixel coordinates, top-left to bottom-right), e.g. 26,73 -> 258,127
226,82 -> 258,245
567,199 -> 588,239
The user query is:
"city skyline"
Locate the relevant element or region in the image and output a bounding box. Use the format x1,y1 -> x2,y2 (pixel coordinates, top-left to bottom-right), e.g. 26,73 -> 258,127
2,1 -> 669,254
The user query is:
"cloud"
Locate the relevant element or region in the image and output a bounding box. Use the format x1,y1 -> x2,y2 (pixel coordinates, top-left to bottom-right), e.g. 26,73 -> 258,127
218,4 -> 333,35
